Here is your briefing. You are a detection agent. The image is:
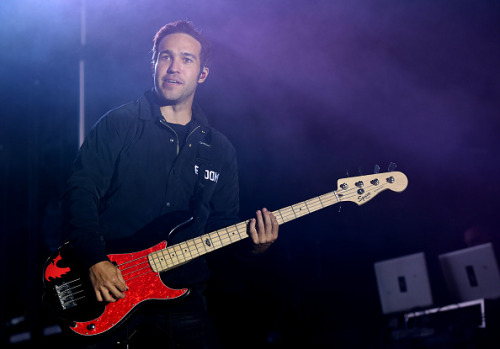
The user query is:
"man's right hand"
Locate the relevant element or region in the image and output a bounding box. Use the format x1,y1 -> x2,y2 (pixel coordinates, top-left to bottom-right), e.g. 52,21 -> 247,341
89,261 -> 128,302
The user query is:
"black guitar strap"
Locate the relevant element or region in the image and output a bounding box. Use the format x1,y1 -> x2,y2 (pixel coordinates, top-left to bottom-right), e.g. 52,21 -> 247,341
191,129 -> 213,221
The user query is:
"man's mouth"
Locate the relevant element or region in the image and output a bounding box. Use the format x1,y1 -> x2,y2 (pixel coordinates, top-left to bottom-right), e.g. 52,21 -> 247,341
165,79 -> 182,85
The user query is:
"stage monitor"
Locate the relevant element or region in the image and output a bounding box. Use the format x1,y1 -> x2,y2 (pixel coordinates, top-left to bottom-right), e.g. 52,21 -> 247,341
374,252 -> 433,314
439,243 -> 500,302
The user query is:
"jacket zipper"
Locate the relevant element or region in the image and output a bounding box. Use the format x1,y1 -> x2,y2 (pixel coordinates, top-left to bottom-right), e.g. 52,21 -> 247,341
160,119 -> 201,155
186,126 -> 201,144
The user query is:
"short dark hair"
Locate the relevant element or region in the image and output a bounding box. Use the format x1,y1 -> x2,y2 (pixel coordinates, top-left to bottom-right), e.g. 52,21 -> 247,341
151,20 -> 211,69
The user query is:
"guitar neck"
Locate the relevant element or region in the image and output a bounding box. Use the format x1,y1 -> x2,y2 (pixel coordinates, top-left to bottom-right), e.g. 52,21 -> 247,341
148,190 -> 341,273
148,170 -> 408,273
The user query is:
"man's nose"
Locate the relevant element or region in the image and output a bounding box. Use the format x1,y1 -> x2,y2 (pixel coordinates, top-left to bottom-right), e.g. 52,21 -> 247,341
167,58 -> 180,73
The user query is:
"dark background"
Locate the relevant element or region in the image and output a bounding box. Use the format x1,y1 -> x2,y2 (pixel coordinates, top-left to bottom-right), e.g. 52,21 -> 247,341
1,0 -> 499,347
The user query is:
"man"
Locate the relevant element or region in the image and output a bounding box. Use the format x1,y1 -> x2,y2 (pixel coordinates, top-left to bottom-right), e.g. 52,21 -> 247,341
62,20 -> 279,348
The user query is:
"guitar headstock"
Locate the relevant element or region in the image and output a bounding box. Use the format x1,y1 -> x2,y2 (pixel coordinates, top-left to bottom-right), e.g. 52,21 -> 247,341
336,171 -> 408,206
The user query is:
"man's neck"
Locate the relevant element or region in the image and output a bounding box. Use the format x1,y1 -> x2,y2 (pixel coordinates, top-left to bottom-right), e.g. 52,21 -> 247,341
160,103 -> 192,125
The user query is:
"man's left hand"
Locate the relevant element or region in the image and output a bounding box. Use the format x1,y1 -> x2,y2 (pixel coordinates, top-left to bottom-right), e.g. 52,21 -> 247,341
248,208 -> 279,254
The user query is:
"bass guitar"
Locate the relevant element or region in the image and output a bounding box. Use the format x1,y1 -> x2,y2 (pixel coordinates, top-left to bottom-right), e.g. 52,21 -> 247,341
43,171 -> 408,336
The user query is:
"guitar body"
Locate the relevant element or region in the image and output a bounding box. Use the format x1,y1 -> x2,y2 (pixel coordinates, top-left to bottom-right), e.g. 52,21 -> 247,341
43,213 -> 194,336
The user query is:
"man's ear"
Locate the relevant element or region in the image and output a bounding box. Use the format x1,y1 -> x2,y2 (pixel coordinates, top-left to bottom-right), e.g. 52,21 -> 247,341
198,67 -> 209,83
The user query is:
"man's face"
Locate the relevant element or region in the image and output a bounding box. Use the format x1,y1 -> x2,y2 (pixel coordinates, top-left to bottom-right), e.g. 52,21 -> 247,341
153,32 -> 209,106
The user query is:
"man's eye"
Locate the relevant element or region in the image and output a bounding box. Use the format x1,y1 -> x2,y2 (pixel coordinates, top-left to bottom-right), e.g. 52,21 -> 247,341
184,58 -> 193,63
160,55 -> 171,61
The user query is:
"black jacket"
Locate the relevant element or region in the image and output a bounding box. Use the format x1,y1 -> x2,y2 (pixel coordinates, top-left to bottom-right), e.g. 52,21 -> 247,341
62,90 -> 240,287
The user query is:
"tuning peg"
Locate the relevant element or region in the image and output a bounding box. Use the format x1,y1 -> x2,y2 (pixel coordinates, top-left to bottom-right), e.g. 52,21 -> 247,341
374,164 -> 380,174
388,162 -> 397,172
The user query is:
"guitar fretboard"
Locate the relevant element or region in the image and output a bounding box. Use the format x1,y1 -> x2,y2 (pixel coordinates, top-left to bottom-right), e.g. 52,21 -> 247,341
148,190 -> 341,273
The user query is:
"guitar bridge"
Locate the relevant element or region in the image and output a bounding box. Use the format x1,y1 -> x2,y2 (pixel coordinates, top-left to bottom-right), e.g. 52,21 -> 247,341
55,279 -> 84,310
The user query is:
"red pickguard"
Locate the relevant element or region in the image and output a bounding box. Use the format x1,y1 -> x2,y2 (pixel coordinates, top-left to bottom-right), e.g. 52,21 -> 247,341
70,241 -> 188,336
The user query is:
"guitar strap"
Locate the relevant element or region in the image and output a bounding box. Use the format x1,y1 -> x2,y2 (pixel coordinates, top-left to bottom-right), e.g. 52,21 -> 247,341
190,129 -> 213,222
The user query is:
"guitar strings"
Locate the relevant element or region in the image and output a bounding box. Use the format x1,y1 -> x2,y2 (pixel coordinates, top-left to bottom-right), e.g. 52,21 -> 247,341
114,183 -> 382,283
105,182 -> 390,285
54,180 -> 391,308
56,279 -> 88,307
